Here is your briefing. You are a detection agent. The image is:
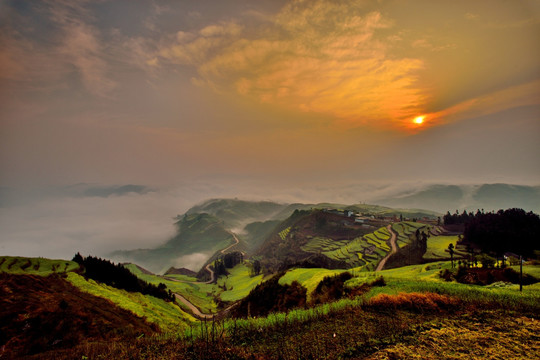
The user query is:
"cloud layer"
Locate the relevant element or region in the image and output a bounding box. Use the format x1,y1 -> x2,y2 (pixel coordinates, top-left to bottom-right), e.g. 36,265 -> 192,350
158,1 -> 427,129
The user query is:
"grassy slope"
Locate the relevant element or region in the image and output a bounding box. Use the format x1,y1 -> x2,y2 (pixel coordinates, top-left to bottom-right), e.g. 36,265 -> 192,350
278,260 -> 540,310
66,273 -> 195,332
217,263 -> 264,302
0,256 -> 79,275
0,256 -> 196,332
279,268 -> 344,298
163,274 -> 198,282
124,263 -> 218,314
0,272 -> 160,359
424,235 -> 459,259
3,254 -> 540,359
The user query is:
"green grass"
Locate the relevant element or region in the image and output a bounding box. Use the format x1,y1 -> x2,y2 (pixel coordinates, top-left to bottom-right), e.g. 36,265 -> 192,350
301,226 -> 393,269
220,262 -> 540,340
66,272 -> 196,332
0,256 -> 79,275
301,237 -> 348,253
217,263 -> 264,302
343,262 -> 540,311
124,263 -> 218,314
364,233 -> 390,252
279,268 -> 344,298
510,264 -> 540,279
162,274 -> 198,282
424,235 -> 458,259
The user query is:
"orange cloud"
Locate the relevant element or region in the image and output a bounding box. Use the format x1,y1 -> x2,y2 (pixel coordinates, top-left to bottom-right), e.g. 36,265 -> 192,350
158,0 -> 427,131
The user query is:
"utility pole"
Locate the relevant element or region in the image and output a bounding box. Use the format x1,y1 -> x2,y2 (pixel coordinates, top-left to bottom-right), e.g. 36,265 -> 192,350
520,255 -> 523,292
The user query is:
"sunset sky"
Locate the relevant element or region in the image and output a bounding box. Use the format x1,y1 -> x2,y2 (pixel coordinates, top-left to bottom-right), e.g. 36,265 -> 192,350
0,0 -> 539,259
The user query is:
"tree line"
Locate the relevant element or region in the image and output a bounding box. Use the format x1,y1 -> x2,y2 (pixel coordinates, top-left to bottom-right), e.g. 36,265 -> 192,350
461,208 -> 540,261
213,251 -> 244,277
443,209 -> 486,225
73,253 -> 175,302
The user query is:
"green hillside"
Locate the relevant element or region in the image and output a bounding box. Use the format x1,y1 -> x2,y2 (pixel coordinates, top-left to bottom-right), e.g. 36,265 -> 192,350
0,256 -> 79,275
107,198 -> 439,274
124,263 -> 218,314
186,198 -> 288,228
0,256 -> 196,333
256,210 -> 423,271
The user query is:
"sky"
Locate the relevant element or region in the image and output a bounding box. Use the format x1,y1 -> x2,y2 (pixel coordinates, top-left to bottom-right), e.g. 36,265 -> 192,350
1,0 -> 539,260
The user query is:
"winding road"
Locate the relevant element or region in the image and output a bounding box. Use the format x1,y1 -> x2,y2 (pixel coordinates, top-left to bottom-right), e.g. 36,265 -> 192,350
375,224 -> 398,272
171,231 -> 243,319
203,231 -> 243,284
174,293 -> 214,319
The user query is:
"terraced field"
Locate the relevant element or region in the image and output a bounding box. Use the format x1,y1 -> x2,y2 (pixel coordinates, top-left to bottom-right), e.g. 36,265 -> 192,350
278,227 -> 291,240
300,225 -> 396,270
391,221 -> 431,247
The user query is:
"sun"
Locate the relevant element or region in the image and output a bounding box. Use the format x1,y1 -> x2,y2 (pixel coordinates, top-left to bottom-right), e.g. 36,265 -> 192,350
413,115 -> 425,124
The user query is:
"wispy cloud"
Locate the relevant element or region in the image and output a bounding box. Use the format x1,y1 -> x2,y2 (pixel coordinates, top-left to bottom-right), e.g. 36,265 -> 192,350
0,0 -> 115,97
157,0 -> 426,130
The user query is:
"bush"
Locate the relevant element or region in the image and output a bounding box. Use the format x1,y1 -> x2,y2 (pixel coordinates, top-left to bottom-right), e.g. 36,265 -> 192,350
368,292 -> 460,313
231,273 -> 306,318
311,272 -> 353,305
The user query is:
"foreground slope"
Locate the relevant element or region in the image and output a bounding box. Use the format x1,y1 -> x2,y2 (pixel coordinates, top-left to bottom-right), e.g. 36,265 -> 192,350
0,273 -> 158,358
0,257 -> 195,333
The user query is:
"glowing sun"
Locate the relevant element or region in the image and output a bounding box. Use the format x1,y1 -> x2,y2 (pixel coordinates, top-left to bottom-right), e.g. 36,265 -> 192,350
413,116 -> 425,124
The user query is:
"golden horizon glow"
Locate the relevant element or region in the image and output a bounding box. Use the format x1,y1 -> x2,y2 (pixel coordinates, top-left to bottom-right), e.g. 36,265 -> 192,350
413,116 -> 425,124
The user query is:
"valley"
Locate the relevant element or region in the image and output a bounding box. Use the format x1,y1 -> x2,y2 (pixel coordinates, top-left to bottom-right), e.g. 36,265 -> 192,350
1,199 -> 539,359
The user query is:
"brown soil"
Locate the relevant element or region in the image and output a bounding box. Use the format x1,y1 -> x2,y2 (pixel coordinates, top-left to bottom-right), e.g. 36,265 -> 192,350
0,273 -> 158,358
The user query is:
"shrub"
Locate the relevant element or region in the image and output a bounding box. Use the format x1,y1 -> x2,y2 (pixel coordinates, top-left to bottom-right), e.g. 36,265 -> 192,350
369,276 -> 386,287
368,292 -> 460,313
311,272 -> 353,305
231,273 -> 307,318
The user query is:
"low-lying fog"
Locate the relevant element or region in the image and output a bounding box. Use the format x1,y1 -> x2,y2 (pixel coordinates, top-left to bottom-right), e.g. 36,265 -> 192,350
1,180 -> 538,263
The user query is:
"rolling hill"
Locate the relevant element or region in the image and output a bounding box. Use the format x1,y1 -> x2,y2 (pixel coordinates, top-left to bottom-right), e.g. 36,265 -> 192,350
256,209 -> 398,272
109,199 -> 440,273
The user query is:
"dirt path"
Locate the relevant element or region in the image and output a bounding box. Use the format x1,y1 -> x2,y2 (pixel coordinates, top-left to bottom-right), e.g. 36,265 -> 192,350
172,231 -> 242,318
203,231 -> 242,284
220,232 -> 241,254
375,225 -> 398,272
174,293 -> 214,319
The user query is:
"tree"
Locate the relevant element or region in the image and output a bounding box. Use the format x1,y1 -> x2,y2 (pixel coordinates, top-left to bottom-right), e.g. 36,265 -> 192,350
72,252 -> 83,264
463,208 -> 540,259
252,260 -> 261,276
448,243 -> 455,268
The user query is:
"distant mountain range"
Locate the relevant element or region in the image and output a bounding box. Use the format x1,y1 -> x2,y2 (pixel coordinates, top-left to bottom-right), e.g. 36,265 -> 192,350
372,183 -> 540,214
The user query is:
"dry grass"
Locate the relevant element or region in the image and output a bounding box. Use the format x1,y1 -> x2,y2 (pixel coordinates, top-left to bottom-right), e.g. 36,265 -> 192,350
366,315 -> 540,360
367,292 -> 460,313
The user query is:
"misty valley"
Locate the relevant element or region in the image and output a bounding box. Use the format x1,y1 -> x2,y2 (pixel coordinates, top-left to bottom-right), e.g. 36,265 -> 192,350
2,197 -> 539,359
